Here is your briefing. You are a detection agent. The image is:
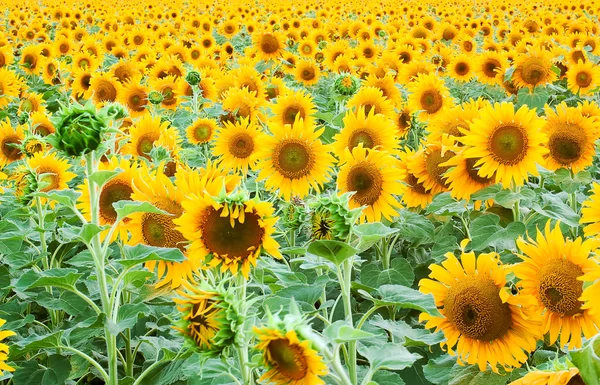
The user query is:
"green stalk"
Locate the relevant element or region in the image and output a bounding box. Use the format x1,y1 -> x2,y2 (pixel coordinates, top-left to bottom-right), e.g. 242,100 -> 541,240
339,258 -> 357,385
35,197 -> 59,328
235,274 -> 252,385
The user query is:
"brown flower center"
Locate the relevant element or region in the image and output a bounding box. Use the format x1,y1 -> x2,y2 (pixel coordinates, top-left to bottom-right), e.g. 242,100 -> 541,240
346,161 -> 383,206
201,206 -> 263,258
489,124 -> 528,164
228,132 -> 254,159
99,180 -> 134,223
266,339 -> 308,380
538,259 -> 584,316
273,140 -> 314,179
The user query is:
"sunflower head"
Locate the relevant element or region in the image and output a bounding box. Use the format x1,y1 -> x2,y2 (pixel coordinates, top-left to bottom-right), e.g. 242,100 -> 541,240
279,197 -> 309,232
0,318 -> 15,375
173,281 -> 240,356
333,73 -> 360,96
185,70 -> 202,86
8,166 -> 37,205
308,192 -> 361,241
49,100 -> 111,157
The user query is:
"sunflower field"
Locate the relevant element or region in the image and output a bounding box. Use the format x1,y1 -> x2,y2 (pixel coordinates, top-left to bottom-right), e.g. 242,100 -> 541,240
4,0 -> 600,384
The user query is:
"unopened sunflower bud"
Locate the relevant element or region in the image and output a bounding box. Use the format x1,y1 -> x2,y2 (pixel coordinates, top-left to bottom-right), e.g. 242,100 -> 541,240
102,102 -> 128,120
333,74 -> 360,96
185,71 -> 201,86
148,91 -> 164,105
378,30 -> 387,38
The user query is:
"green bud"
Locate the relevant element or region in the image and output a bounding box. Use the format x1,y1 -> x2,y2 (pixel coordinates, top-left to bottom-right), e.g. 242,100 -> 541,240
101,102 -> 128,120
18,113 -> 29,125
378,30 -> 387,38
333,74 -> 360,96
318,41 -> 327,50
185,71 -> 201,86
148,91 -> 164,105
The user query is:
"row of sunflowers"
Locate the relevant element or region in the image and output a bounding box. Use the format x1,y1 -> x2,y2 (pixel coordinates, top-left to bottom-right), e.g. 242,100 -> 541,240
1,0 -> 600,384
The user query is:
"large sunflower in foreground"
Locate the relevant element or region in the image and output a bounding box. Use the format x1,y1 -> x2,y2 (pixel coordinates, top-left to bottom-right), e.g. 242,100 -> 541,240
337,145 -> 404,223
255,118 -> 335,201
513,222 -> 600,350
460,102 -> 547,188
419,251 -> 541,372
213,117 -> 262,174
542,103 -> 599,173
270,89 -> 317,128
0,318 -> 15,375
77,156 -> 139,242
407,73 -> 453,121
175,191 -> 281,279
332,106 -> 398,161
509,367 -> 583,385
254,326 -> 328,385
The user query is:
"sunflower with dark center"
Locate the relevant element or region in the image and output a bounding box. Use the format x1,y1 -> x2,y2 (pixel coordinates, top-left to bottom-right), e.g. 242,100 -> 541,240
476,52 -> 508,85
408,140 -> 455,194
175,192 -> 281,279
542,103 -> 599,173
173,282 -> 239,355
119,76 -> 149,118
337,145 -> 404,223
0,119 -> 24,167
254,326 -> 328,385
460,102 -> 547,188
333,106 -> 399,161
408,73 -> 453,121
90,72 -> 121,105
448,54 -> 474,82
420,251 -> 542,372
271,88 -> 316,128
347,86 -> 396,118
128,167 -> 201,289
567,60 -> 600,96
213,117 -> 262,174
255,118 -> 334,201
294,59 -> 320,86
441,150 -> 495,201
186,117 -> 218,145
253,32 -> 285,61
399,148 -> 435,209
512,48 -> 557,89
514,221 -> 600,349
77,156 -> 138,242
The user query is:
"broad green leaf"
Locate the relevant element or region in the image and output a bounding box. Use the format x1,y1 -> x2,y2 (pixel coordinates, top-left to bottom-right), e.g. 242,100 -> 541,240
364,285 -> 440,316
58,223 -> 107,244
469,214 -> 525,251
423,355 -> 456,384
273,285 -> 323,305
15,268 -> 82,291
392,210 -> 435,245
117,244 -> 186,268
516,86 -> 550,111
307,240 -> 357,266
122,270 -> 154,289
113,200 -> 169,220
35,189 -> 81,207
354,222 -> 400,251
448,364 -> 526,385
361,259 -> 414,288
89,169 -> 121,187
372,370 -> 406,385
570,336 -> 600,385
109,303 -> 151,335
10,331 -> 63,359
280,246 -> 307,255
359,342 -> 421,372
426,193 -> 467,216
369,316 -> 444,346
323,321 -> 376,343
531,193 -> 579,227
11,361 -> 45,385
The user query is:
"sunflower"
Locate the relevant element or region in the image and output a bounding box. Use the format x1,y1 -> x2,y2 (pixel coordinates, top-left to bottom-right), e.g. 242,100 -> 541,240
20,45 -> 45,75
30,111 -> 55,137
298,39 -> 317,58
127,166 -> 199,288
476,51 -> 509,85
221,86 -> 265,124
27,151 -> 76,193
77,156 -> 139,242
332,106 -> 398,161
399,148 -> 435,209
509,367 -> 583,385
407,73 -> 453,121
420,251 -> 541,372
447,54 -> 475,82
0,46 -> 14,69
186,118 -> 218,146
120,114 -> 171,160
513,222 -> 600,349
441,150 -> 495,201
18,92 -> 45,115
460,102 -> 547,188
253,31 -> 286,61
512,48 -> 557,89
173,281 -> 239,354
542,103 -> 599,173
567,60 -> 600,96
255,118 -> 335,201
149,75 -> 180,111
337,145 -> 404,223
294,59 -> 320,86
119,76 -> 149,118
427,102 -> 481,144
0,120 -> 24,167
254,327 -> 328,385
0,318 -> 15,375
0,68 -> 21,109
232,65 -> 267,99
346,86 -> 395,118
175,191 -> 281,278
364,73 -> 402,105
213,117 -> 262,174
408,140 -> 455,194
90,72 -> 122,105
71,69 -> 94,100
270,89 -> 317,128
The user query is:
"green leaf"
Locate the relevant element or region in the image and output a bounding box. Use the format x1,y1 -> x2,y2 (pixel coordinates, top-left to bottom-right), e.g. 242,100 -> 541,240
516,86 -> 550,111
323,321 -> 376,343
372,370 -> 406,385
11,361 -> 45,385
90,169 -> 121,187
532,193 -> 579,227
570,336 -> 600,385
117,244 -> 186,268
448,364 -> 521,385
469,214 -> 525,251
361,259 -> 414,288
369,315 -> 444,346
35,189 -> 81,207
15,268 -> 82,292
10,331 -> 63,359
307,240 -> 357,266
364,285 -> 440,316
113,200 -> 169,220
58,223 -> 107,244
359,342 -> 421,372
353,222 -> 400,251
392,210 -> 435,245
426,193 -> 467,216
423,355 -> 456,384
109,303 -> 151,335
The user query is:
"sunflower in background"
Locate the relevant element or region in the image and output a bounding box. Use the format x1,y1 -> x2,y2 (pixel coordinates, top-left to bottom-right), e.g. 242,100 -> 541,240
442,149 -> 495,201
420,251 -> 541,372
398,148 -> 435,209
294,59 -> 321,86
90,72 -> 122,106
346,86 -> 395,118
567,60 -> 600,96
27,151 -> 76,205
221,87 -> 265,124
120,114 -> 171,160
0,68 -> 21,109
408,73 -> 453,122
212,117 -> 262,174
475,51 -> 508,85
0,120 -> 24,167
512,47 -> 557,89
270,88 -> 317,128
120,75 -> 149,118
255,118 -> 334,201
513,222 -> 600,350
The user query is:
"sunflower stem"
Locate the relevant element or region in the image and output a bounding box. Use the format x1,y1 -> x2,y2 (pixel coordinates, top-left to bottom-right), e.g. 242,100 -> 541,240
235,274 -> 252,385
340,257 -> 357,385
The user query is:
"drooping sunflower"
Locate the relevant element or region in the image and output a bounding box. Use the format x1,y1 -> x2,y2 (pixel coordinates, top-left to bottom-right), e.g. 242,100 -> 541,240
332,106 -> 399,161
270,89 -> 317,128
337,145 -> 404,223
567,60 -> 600,96
294,59 -> 321,86
120,114 -> 171,160
119,76 -> 149,118
407,73 -> 454,121
253,324 -> 328,385
212,117 -> 262,174
441,150 -> 495,201
0,318 -> 15,375
27,151 -> 76,193
542,103 -> 599,173
346,86 -> 395,118
509,367 -> 583,385
173,281 -> 239,355
186,118 -> 218,146
253,31 -> 286,61
419,251 -> 542,372
0,120 -> 24,167
175,191 -> 281,278
512,48 -> 557,89
460,102 -> 548,188
77,156 -> 139,243
513,222 -> 600,349
89,72 -> 122,105
255,118 -> 335,201
408,140 -> 456,194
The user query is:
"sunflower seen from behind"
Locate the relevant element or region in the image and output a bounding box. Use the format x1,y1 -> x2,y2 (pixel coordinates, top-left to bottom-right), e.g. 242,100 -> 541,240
255,118 -> 334,201
513,221 -> 600,350
460,102 -> 547,188
419,250 -> 541,372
